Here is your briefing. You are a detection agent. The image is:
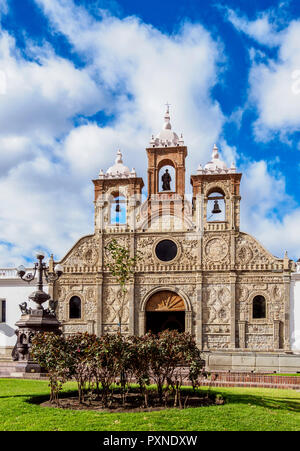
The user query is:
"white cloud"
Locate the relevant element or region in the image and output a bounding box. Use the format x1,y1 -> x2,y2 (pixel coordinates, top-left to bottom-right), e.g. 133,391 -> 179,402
240,160 -> 300,259
0,0 -> 227,265
249,22 -> 300,140
0,0 -> 7,16
224,7 -> 300,141
34,0 -> 226,171
224,7 -> 283,47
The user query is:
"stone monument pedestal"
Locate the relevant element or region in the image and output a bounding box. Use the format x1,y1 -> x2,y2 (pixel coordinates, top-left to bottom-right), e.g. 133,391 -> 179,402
13,308 -> 61,374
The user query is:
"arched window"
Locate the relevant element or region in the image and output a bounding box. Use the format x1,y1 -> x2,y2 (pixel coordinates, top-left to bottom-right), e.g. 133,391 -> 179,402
253,295 -> 266,319
69,296 -> 81,319
207,190 -> 225,222
110,195 -> 126,225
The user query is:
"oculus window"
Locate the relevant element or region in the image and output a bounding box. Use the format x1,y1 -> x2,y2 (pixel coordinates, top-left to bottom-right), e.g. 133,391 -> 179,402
155,240 -> 178,262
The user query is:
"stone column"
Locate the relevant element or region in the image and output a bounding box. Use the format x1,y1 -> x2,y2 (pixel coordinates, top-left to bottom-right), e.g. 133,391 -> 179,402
128,284 -> 135,335
185,311 -> 192,334
95,277 -> 103,336
95,232 -> 104,337
230,273 -> 237,348
128,233 -> 135,335
87,320 -> 95,334
283,273 -> 291,350
138,311 -> 146,336
95,197 -> 105,231
195,273 -> 203,349
238,321 -> 246,349
273,320 -> 280,350
129,196 -> 137,232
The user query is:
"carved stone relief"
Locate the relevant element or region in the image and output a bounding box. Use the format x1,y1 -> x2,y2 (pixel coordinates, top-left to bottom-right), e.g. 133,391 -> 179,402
102,285 -> 129,326
205,238 -> 229,262
236,234 -> 275,266
63,235 -> 100,268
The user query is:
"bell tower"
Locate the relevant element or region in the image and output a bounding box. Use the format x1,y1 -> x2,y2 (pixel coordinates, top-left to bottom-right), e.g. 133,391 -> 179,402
190,144 -> 242,232
146,106 -> 187,198
93,150 -> 144,231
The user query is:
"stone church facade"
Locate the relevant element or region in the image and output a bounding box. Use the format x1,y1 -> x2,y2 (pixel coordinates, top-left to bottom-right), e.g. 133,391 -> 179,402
50,107 -> 297,371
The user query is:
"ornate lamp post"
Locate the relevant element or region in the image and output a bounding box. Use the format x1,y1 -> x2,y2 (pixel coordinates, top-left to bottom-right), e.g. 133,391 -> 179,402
13,251 -> 63,374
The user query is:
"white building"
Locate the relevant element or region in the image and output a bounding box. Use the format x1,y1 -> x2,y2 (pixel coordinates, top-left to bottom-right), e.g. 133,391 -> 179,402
291,260 -> 300,352
0,268 -> 48,359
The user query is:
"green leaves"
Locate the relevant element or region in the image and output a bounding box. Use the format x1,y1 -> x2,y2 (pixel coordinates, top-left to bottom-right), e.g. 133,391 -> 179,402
31,331 -> 205,407
104,239 -> 141,288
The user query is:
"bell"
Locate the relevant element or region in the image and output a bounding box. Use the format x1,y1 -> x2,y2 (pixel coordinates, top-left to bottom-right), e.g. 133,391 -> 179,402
212,200 -> 221,214
115,202 -> 121,213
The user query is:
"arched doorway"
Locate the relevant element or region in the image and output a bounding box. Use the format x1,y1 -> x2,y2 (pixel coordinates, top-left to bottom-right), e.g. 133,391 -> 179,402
145,290 -> 185,334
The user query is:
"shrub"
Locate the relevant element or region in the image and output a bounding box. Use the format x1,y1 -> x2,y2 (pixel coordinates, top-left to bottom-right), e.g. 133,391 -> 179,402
31,330 -> 206,408
31,333 -> 71,405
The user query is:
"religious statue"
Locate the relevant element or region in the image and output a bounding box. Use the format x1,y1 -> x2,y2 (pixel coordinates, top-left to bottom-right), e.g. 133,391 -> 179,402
162,169 -> 171,191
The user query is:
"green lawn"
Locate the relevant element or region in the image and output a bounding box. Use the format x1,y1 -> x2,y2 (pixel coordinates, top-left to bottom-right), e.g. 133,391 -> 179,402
0,378 -> 300,431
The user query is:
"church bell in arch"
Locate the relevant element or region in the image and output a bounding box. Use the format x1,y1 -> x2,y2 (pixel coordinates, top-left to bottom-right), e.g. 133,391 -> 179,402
115,200 -> 121,213
212,200 -> 221,215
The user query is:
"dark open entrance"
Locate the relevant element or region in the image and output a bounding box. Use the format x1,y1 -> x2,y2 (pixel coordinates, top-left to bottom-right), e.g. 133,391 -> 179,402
145,290 -> 185,334
146,311 -> 185,334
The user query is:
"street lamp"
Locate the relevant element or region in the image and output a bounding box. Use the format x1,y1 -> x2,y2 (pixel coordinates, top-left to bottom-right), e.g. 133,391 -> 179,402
13,252 -> 64,375
17,252 -> 63,309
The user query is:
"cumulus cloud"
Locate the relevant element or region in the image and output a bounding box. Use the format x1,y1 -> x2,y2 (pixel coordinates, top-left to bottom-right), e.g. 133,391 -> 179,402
240,159 -> 300,259
37,0 -> 227,171
0,0 -> 227,265
223,6 -> 300,141
223,7 -> 284,47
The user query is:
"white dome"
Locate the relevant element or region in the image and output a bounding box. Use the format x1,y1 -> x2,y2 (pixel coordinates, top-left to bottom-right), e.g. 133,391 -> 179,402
150,106 -> 183,147
204,144 -> 228,172
106,150 -> 130,177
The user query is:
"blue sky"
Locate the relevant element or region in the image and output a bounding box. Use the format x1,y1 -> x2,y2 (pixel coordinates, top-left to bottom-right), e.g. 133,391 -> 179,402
0,0 -> 299,265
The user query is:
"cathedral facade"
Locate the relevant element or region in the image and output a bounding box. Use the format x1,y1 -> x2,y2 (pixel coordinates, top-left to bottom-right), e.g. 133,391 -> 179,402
51,108 -> 297,371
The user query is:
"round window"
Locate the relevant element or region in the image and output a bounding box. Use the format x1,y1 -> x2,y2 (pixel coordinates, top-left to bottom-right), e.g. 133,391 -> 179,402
155,239 -> 178,262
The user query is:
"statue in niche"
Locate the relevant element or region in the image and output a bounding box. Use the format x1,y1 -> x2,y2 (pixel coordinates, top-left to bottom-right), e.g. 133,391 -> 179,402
162,169 -> 172,191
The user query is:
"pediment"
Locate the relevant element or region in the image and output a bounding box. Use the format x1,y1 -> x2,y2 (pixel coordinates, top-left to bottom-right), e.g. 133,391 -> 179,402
60,234 -> 99,268
236,232 -> 282,268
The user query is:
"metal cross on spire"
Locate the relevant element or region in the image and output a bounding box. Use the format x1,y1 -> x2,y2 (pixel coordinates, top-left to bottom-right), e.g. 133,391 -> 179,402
165,102 -> 171,113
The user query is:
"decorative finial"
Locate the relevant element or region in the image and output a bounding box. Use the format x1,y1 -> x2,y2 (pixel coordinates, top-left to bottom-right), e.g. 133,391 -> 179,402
115,149 -> 123,164
163,103 -> 171,130
212,144 -> 219,159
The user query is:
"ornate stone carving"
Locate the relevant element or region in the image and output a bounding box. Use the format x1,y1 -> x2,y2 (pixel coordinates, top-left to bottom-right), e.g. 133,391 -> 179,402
236,243 -> 253,265
203,285 -> 231,324
204,237 -> 229,262
236,285 -> 249,303
236,233 -> 278,268
63,235 -> 100,268
180,239 -> 198,265
102,286 -> 129,325
83,248 -> 98,267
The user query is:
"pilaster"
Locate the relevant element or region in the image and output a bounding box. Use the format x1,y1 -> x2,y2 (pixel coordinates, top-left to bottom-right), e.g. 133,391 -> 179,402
230,272 -> 237,348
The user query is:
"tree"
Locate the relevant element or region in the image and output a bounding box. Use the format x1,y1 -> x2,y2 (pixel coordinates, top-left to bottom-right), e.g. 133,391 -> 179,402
104,238 -> 141,334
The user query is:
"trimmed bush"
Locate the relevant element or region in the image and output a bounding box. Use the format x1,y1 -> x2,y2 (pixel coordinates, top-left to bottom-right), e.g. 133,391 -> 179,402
31,330 -> 205,408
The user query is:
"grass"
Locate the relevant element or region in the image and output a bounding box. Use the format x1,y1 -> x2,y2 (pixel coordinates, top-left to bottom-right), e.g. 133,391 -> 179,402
0,378 -> 300,431
265,374 -> 300,377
